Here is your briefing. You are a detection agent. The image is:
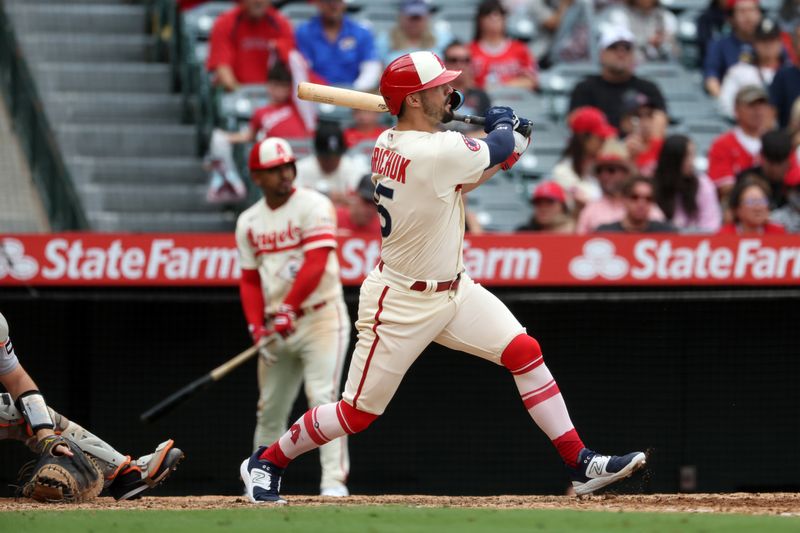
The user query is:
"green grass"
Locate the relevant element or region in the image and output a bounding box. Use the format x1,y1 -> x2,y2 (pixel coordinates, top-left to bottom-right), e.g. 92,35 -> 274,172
4,507 -> 799,533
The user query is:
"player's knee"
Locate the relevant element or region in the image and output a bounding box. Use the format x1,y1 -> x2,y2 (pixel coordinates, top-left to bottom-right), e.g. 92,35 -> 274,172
501,334 -> 543,374
338,400 -> 379,434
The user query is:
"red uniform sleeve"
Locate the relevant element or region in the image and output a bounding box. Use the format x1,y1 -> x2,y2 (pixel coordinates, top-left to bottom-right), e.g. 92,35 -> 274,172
206,9 -> 236,72
282,247 -> 331,309
239,268 -> 265,330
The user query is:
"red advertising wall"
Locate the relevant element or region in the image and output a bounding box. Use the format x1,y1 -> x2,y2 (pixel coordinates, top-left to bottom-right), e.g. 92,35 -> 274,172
2,233 -> 800,286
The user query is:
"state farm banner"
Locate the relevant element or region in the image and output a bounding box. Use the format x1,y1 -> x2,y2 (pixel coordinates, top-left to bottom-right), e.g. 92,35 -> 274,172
1,233 -> 800,287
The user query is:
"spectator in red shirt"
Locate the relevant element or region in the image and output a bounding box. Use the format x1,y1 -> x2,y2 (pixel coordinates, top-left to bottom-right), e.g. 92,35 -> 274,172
470,0 -> 538,90
344,109 -> 385,149
620,90 -> 664,178
516,181 -> 575,233
718,177 -> 787,233
707,85 -> 775,199
206,0 -> 295,91
336,174 -> 382,237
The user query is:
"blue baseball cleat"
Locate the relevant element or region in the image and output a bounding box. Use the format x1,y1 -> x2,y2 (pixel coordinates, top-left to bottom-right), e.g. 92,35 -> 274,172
240,447 -> 286,504
567,448 -> 647,495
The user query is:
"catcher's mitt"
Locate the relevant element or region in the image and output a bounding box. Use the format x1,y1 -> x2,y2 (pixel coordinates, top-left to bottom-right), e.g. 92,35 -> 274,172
20,435 -> 104,502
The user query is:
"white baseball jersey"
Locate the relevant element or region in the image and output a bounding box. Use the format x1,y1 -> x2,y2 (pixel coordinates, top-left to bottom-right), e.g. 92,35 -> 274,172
371,128 -> 490,281
236,188 -> 342,314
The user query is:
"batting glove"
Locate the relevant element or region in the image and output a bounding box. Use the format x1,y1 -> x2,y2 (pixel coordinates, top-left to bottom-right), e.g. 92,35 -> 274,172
483,106 -> 518,134
501,131 -> 532,171
249,324 -> 280,366
272,304 -> 297,339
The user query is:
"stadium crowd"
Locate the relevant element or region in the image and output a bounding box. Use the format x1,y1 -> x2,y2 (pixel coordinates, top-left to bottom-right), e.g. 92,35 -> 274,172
186,0 -> 800,235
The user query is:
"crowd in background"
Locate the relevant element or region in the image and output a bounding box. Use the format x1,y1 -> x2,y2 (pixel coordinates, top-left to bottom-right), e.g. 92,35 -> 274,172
190,0 -> 800,235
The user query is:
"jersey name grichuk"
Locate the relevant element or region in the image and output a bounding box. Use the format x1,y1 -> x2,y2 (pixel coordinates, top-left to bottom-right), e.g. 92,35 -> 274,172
371,147 -> 411,184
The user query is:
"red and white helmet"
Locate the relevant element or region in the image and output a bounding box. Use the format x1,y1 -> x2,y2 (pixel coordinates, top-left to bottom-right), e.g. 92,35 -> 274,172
248,137 -> 296,171
380,51 -> 461,115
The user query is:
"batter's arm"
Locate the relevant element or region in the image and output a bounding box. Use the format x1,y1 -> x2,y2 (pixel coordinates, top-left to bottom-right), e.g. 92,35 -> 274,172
461,165 -> 503,193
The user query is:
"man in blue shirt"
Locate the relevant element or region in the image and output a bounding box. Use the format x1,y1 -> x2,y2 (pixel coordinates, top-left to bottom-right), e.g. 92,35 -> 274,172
770,25 -> 800,128
295,0 -> 382,91
704,0 -> 761,98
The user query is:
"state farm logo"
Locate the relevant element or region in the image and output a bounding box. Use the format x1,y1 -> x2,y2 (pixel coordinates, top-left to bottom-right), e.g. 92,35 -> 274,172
0,238 -> 38,280
569,239 -> 629,280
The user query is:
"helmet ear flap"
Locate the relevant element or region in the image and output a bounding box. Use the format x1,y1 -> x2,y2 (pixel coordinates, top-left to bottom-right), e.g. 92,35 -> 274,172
448,90 -> 464,111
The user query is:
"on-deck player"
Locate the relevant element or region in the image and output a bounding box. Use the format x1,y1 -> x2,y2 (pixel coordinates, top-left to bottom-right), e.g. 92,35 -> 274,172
240,51 -> 646,503
0,311 -> 183,500
236,137 -> 351,497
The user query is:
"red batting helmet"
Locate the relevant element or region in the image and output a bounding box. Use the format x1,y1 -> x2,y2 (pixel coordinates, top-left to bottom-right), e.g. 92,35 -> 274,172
380,51 -> 461,115
248,137 -> 295,171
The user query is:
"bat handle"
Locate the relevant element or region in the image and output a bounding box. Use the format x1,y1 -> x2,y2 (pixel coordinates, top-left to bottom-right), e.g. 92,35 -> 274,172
452,113 -> 532,137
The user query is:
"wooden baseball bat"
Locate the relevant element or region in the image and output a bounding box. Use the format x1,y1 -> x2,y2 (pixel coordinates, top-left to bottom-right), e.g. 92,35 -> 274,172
140,338 -> 274,423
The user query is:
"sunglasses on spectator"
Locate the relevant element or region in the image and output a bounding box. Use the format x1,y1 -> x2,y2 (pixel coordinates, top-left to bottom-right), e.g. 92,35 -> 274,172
628,193 -> 653,202
742,198 -> 769,207
445,56 -> 471,64
608,42 -> 633,52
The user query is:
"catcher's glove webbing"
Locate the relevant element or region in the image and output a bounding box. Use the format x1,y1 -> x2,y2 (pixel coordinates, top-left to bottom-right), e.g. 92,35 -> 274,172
20,435 -> 104,502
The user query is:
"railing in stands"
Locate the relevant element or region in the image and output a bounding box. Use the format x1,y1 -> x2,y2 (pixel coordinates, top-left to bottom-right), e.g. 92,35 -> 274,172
0,3 -> 88,231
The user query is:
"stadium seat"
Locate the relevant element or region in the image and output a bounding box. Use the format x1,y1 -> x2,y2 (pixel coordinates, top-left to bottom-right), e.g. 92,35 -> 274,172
281,2 -> 317,26
487,86 -> 549,121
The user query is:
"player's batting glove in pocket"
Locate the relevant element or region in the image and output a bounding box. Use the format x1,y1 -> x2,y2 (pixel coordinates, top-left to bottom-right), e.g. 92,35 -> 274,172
273,305 -> 297,339
483,106 -> 518,134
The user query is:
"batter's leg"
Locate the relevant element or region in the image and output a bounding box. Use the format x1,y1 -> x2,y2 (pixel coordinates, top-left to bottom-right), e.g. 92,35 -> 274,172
253,344 -> 304,451
296,302 -> 351,494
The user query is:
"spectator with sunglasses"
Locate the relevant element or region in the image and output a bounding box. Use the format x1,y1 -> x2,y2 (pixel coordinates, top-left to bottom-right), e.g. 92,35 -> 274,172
440,41 -> 492,135
577,139 -> 665,234
718,177 -> 786,233
596,177 -> 676,232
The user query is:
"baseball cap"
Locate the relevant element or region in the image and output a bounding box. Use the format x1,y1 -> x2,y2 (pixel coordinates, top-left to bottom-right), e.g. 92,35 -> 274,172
355,173 -> 376,201
755,17 -> 780,41
595,139 -> 631,167
621,90 -> 654,116
401,0 -> 432,16
726,0 -> 759,10
735,85 -> 769,106
532,181 -> 566,203
314,121 -> 346,156
598,26 -> 635,50
785,165 -> 800,187
568,107 -> 617,138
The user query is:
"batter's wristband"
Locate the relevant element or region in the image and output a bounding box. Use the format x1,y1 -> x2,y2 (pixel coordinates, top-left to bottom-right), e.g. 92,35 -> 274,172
15,390 -> 55,432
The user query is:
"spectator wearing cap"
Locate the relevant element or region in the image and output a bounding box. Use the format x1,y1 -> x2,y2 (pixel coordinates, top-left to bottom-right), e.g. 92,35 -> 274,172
653,135 -> 722,232
568,26 -> 668,130
441,40 -> 492,135
601,0 -> 679,62
769,25 -> 800,128
375,0 -> 453,65
718,177 -> 786,233
620,91 -> 664,178
470,0 -> 538,90
735,130 -> 795,207
596,177 -> 676,233
336,174 -> 382,237
295,122 -> 370,207
703,0 -> 762,98
553,107 -> 616,212
206,0 -> 295,91
295,0 -> 381,91
707,85 -> 775,197
577,139 -> 665,234
517,181 -> 575,233
770,165 -> 800,231
719,17 -> 786,119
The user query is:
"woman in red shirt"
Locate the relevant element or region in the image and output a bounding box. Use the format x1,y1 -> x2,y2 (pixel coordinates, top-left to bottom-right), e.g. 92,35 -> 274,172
718,177 -> 787,234
469,0 -> 538,90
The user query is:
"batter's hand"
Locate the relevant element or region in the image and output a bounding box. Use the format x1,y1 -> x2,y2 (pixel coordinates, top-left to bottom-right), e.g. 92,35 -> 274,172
272,304 -> 297,338
250,324 -> 280,366
483,106 -> 518,134
501,131 -> 532,171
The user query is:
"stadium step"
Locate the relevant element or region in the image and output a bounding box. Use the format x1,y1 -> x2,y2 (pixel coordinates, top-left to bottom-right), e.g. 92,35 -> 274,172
67,157 -> 207,186
88,211 -> 237,233
56,124 -> 197,158
80,184 -> 223,213
46,93 -> 185,125
18,33 -> 158,63
5,4 -> 147,35
33,63 -> 172,93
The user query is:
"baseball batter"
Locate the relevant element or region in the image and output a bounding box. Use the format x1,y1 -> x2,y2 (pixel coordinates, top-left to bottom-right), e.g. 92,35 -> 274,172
241,51 -> 646,503
236,137 -> 351,497
0,311 -> 183,500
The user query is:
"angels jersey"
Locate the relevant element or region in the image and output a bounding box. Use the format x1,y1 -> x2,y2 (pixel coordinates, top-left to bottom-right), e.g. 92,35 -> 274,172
236,188 -> 342,314
372,128 -> 490,281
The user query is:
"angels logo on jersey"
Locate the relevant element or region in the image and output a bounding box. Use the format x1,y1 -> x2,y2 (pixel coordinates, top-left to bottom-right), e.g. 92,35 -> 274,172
461,134 -> 481,152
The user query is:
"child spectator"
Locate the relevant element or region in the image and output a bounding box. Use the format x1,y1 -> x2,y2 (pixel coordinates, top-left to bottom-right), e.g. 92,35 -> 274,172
470,0 -> 538,90
516,181 -> 575,233
620,91 -> 664,178
206,0 -> 295,91
596,177 -> 676,232
375,0 -> 452,64
703,0 -> 761,98
653,135 -> 722,232
718,177 -> 787,233
295,0 -> 381,90
770,165 -> 800,231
